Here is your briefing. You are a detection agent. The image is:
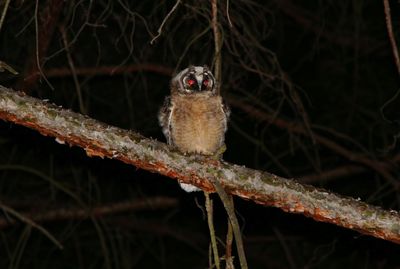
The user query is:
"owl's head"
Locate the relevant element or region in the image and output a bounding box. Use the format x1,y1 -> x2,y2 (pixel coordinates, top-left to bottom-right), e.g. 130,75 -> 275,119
171,65 -> 216,95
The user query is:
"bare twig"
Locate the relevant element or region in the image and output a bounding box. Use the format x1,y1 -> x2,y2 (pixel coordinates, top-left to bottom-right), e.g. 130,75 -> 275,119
383,0 -> 400,76
225,0 -> 233,28
276,0 -> 378,53
211,2 -> 247,267
0,86 -> 399,244
227,97 -> 398,188
0,201 -> 63,249
225,215 -> 234,269
299,165 -> 367,184
210,177 -> 248,269
16,0 -> 64,92
150,0 -> 181,44
0,0 -> 11,33
42,64 -> 174,78
59,26 -> 86,114
205,193 -> 221,269
211,0 -> 222,88
0,61 -> 18,75
0,197 -> 178,229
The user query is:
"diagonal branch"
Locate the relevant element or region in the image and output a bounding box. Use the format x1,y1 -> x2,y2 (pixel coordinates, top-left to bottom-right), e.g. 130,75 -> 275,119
0,85 -> 399,244
0,197 -> 178,229
227,97 -> 398,188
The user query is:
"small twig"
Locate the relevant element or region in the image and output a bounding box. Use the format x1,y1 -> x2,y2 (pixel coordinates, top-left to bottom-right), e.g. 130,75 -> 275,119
226,0 -> 233,28
0,201 -> 63,249
227,97 -> 398,188
60,25 -> 86,114
210,178 -> 248,269
273,227 -> 297,269
0,61 -> 18,75
225,197 -> 235,269
205,193 -> 221,269
211,0 -> 222,90
383,0 -> 400,76
299,165 -> 367,184
150,0 -> 181,44
0,197 -> 178,229
16,0 -> 64,92
33,0 -> 54,90
0,0 -> 11,33
43,64 -> 173,78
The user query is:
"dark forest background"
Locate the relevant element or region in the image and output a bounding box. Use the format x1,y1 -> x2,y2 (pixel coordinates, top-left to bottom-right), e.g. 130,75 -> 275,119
0,0 -> 399,268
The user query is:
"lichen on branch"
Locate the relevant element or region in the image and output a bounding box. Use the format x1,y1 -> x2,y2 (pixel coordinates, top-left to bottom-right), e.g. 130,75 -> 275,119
0,85 -> 399,244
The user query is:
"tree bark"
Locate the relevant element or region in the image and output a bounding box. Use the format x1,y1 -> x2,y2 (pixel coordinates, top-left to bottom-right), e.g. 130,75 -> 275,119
0,85 -> 399,244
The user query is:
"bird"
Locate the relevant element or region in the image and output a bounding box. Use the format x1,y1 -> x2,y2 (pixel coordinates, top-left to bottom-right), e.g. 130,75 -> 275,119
158,65 -> 230,192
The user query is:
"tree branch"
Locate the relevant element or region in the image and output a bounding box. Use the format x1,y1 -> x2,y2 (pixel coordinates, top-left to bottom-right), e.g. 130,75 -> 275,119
0,85 -> 399,244
0,197 -> 178,229
227,96 -> 399,188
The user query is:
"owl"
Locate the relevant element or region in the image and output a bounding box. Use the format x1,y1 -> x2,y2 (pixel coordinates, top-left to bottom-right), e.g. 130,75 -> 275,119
158,65 -> 230,192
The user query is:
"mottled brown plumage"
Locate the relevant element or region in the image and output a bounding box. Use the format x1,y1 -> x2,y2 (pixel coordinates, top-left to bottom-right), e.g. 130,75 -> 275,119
168,93 -> 226,155
158,66 -> 229,191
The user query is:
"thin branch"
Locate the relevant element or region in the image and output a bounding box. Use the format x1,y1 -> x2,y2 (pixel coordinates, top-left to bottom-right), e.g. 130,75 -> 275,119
205,193 -> 221,269
211,0 -> 222,88
0,0 -> 11,33
299,165 -> 367,184
43,64 -> 173,78
210,177 -> 248,269
0,201 -> 63,249
0,85 -> 399,244
0,197 -> 178,229
225,209 -> 234,269
383,0 -> 400,76
276,0 -> 379,53
210,2 -> 248,267
60,25 -> 86,114
227,97 -> 398,188
150,0 -> 181,44
16,0 -> 64,92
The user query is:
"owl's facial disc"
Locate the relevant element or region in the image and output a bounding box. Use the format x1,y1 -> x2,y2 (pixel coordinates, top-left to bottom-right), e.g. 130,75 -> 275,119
179,66 -> 215,93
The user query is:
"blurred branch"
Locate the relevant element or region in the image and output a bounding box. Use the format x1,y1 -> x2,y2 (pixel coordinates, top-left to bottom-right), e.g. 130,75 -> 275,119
150,0 -> 181,44
59,25 -> 86,114
0,197 -> 178,229
16,0 -> 65,92
43,64 -> 173,78
0,0 -> 11,33
0,200 -> 63,249
299,165 -> 367,184
276,0 -> 380,53
227,97 -> 399,188
0,86 -> 400,244
211,0 -> 222,87
383,0 -> 400,76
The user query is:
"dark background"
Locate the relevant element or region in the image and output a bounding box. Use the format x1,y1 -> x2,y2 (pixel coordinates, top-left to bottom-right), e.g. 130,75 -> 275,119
0,0 -> 399,268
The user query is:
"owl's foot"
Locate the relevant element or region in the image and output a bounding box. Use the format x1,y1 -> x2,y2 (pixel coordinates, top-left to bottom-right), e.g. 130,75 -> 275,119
212,144 -> 226,160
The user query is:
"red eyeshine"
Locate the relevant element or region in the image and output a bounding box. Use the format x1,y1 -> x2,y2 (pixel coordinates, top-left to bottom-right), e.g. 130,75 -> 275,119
188,79 -> 196,86
203,79 -> 209,86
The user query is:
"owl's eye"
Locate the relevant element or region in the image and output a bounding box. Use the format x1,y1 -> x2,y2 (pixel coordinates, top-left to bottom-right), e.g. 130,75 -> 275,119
201,76 -> 213,91
187,79 -> 196,87
185,75 -> 198,91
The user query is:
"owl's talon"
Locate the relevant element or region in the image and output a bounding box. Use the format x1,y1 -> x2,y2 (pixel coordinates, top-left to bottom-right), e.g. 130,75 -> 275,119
212,144 -> 226,160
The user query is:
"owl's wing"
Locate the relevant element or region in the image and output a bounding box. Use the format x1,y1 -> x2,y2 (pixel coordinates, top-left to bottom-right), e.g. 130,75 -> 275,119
222,99 -> 231,118
158,96 -> 173,144
221,99 -> 231,132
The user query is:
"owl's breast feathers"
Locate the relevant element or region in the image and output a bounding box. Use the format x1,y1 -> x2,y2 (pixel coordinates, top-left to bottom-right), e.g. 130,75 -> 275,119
167,94 -> 228,155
